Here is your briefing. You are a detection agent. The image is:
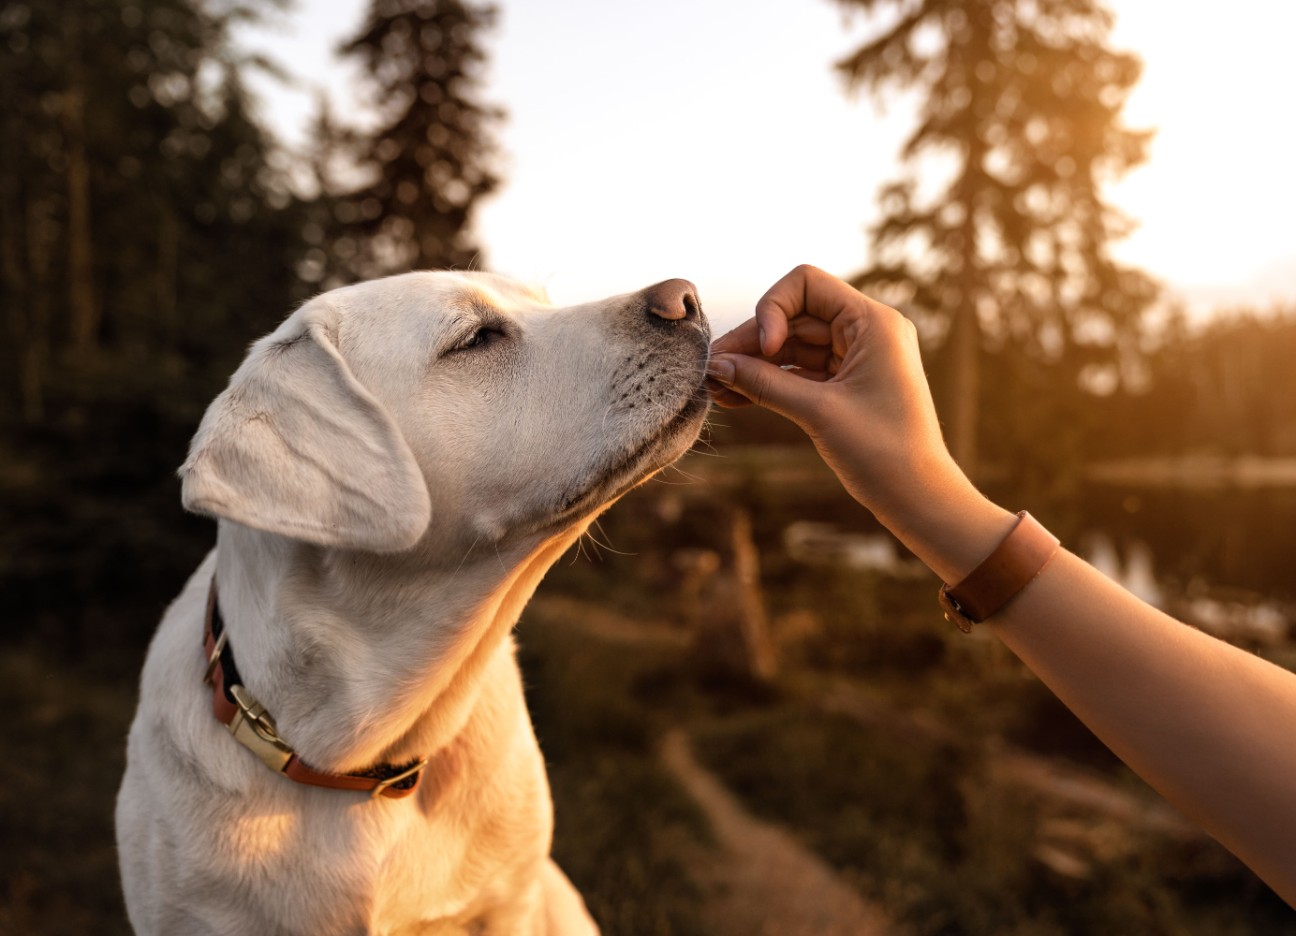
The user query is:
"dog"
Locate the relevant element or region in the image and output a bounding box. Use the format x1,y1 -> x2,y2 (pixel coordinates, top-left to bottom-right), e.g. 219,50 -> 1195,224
115,271 -> 710,935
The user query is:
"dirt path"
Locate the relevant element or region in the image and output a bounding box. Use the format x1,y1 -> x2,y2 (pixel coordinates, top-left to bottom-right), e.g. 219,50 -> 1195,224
660,729 -> 895,936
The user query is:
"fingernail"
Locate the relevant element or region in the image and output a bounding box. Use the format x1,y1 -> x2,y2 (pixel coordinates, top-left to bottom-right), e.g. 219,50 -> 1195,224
758,326 -> 767,353
707,355 -> 735,385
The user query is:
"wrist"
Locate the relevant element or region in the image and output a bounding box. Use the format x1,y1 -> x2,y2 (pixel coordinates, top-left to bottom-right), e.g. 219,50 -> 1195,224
870,456 -> 1016,585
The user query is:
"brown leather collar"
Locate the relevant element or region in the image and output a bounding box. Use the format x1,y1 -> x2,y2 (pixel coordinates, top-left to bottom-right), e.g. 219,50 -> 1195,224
202,577 -> 426,800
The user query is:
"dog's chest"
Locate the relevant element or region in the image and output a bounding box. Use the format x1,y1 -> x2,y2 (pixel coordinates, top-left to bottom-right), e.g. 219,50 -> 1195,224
205,798 -> 542,934
208,706 -> 553,933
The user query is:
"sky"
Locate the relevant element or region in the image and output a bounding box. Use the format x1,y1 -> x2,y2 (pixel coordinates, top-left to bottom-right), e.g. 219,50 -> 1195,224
241,0 -> 1296,334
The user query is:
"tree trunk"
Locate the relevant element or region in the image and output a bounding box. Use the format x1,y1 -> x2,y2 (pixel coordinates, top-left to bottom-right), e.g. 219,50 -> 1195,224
64,12 -> 98,353
22,197 -> 54,424
730,508 -> 778,683
156,204 -> 179,339
946,299 -> 980,479
0,145 -> 34,421
948,53 -> 988,482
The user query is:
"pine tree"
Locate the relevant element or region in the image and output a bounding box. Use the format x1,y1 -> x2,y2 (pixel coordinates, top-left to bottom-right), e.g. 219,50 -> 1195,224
0,0 -> 300,381
834,0 -> 1158,477
0,0 -> 310,645
336,0 -> 502,278
299,93 -> 361,290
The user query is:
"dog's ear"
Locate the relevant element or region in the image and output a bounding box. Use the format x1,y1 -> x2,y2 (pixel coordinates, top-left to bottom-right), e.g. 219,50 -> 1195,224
179,301 -> 431,552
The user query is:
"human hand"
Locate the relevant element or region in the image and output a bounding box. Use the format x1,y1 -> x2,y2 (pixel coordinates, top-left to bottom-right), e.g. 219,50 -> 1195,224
706,264 -> 978,535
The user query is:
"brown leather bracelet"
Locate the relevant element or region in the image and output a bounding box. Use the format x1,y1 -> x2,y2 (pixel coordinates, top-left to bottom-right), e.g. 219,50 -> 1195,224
938,511 -> 1060,633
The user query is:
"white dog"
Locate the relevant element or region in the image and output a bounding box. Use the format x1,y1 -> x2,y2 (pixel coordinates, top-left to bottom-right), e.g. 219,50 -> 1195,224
116,271 -> 711,935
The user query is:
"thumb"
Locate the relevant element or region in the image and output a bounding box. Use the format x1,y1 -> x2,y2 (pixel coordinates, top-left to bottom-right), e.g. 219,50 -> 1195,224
707,352 -> 819,425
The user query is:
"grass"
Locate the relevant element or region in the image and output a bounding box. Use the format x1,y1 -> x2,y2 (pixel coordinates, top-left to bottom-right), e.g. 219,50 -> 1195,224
0,595 -> 716,936
556,478 -> 1296,932
517,598 -> 712,936
690,706 -> 1295,935
671,542 -> 1293,932
7,462 -> 1296,934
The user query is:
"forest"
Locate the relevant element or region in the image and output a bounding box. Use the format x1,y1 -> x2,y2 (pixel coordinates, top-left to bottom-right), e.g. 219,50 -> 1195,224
4,0 -> 1295,653
3,0 -> 1295,933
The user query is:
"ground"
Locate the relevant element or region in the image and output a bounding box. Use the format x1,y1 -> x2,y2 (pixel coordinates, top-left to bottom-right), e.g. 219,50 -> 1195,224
4,565 -> 1292,934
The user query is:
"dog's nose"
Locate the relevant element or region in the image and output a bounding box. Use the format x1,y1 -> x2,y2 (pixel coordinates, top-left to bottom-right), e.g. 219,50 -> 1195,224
643,279 -> 701,323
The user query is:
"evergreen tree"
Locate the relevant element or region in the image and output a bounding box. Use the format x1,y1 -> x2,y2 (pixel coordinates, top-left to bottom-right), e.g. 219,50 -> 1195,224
335,0 -> 502,278
0,0 -> 63,421
0,0 -> 301,394
1100,308 -> 1296,460
299,93 -> 361,290
0,0 -> 310,647
834,0 -> 1158,477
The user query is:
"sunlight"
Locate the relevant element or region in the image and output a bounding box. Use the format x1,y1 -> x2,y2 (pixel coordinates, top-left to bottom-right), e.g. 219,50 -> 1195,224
240,0 -> 1296,321
1108,2 -> 1296,296
225,810 -> 298,863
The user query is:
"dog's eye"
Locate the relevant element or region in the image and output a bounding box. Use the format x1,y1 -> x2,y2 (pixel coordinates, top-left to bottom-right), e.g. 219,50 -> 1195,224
449,325 -> 502,354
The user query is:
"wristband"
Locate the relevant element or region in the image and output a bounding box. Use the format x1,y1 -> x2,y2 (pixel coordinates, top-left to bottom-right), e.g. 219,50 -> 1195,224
938,511 -> 1060,633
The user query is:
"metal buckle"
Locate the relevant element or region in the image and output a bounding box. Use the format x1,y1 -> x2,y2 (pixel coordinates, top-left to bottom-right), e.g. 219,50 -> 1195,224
370,757 -> 430,800
938,585 -> 976,634
204,630 -> 228,685
228,684 -> 294,773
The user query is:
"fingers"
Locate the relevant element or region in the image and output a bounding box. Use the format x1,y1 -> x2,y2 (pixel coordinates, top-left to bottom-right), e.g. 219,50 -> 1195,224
707,383 -> 754,409
713,265 -> 846,356
783,345 -> 835,372
716,264 -> 874,362
711,266 -> 901,406
705,352 -> 820,423
709,313 -> 837,397
706,361 -> 832,409
710,317 -> 760,355
753,264 -> 864,355
786,316 -> 833,347
712,314 -> 832,358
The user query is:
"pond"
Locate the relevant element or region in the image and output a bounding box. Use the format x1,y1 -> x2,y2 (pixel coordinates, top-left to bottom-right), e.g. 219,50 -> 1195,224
1071,483 -> 1296,603
658,449 -> 1296,615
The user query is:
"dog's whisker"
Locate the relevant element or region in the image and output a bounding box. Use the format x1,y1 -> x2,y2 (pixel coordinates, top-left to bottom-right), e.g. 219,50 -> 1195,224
664,462 -> 706,483
652,462 -> 706,485
689,434 -> 723,458
569,533 -> 592,564
584,521 -> 635,557
450,533 -> 483,580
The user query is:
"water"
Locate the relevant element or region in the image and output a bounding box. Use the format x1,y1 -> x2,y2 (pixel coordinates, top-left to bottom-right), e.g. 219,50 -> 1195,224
752,482 -> 1296,646
752,479 -> 1296,606
664,450 -> 1296,608
1074,484 -> 1296,603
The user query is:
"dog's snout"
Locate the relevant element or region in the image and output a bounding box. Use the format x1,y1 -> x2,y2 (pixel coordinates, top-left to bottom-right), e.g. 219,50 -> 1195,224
643,279 -> 701,323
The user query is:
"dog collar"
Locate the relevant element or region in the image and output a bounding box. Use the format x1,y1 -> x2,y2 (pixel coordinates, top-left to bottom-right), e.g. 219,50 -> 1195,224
202,576 -> 427,800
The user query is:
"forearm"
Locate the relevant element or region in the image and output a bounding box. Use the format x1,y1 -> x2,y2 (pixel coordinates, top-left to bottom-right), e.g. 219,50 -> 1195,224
710,267 -> 1296,901
994,550 -> 1296,902
883,480 -> 1296,903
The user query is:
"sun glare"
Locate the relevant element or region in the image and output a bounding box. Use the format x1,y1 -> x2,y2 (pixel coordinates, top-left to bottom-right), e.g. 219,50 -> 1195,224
245,0 -> 1296,322
1108,2 -> 1296,298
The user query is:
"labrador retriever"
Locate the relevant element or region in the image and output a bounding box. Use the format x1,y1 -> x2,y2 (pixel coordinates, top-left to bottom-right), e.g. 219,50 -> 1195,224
116,271 -> 710,935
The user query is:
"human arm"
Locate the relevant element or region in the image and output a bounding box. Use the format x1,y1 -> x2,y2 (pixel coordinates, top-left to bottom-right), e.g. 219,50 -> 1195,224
706,264 -> 1296,903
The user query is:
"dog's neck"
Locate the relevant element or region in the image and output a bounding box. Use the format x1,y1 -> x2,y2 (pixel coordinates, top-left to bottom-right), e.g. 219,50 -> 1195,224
212,520 -> 588,773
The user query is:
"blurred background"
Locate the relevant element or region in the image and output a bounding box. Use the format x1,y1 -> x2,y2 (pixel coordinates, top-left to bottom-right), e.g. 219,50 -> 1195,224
3,0 -> 1296,932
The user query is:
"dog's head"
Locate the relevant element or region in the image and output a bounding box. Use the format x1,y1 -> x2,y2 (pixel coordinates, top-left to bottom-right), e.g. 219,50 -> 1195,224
179,271 -> 710,554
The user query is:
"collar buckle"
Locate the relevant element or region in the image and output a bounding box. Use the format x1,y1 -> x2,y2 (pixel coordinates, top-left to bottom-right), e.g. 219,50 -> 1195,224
227,683 -> 294,773
204,574 -> 426,799
370,758 -> 430,799
203,629 -> 228,685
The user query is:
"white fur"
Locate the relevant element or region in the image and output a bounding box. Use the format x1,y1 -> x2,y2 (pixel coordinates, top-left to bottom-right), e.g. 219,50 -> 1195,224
116,271 -> 710,935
